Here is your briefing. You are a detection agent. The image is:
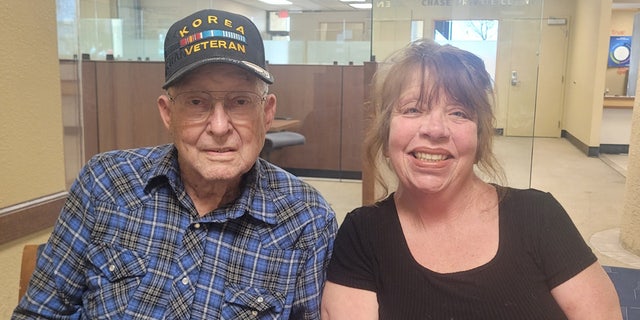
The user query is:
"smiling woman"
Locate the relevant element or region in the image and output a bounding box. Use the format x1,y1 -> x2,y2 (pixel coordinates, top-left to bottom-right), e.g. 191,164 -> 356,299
320,38 -> 623,320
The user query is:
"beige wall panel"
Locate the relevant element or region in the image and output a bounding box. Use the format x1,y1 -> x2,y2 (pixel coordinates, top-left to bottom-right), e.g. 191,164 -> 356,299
562,0 -> 612,146
621,89 -> 640,254
0,0 -> 65,208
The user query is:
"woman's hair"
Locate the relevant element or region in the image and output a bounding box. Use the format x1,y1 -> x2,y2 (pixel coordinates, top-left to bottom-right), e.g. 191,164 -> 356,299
365,38 -> 505,199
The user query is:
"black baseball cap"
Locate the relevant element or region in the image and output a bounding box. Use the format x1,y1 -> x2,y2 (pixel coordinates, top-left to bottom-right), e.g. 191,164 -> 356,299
162,9 -> 274,89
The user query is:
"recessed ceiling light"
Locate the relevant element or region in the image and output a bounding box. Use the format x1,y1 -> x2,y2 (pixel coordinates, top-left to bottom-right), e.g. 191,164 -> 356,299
259,0 -> 292,5
349,3 -> 372,9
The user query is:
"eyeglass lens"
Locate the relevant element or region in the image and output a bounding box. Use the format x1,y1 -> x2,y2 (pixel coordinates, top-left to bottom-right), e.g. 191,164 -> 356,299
172,91 -> 263,122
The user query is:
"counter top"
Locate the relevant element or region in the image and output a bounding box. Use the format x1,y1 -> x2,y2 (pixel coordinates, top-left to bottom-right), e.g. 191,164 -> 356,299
269,119 -> 301,132
603,96 -> 634,109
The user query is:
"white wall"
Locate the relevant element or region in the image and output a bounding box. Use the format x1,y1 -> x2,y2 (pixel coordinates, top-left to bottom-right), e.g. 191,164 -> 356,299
601,108 -> 633,144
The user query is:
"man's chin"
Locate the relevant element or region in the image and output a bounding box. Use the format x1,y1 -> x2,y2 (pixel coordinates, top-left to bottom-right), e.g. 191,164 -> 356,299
200,164 -> 252,181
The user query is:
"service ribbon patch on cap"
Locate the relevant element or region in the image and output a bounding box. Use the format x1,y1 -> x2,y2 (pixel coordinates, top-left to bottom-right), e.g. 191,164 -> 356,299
179,29 -> 247,49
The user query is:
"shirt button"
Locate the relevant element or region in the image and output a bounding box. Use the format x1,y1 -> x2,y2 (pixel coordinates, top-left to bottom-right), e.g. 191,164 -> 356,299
256,296 -> 264,303
251,311 -> 258,316
181,277 -> 189,285
194,223 -> 201,229
108,265 -> 116,272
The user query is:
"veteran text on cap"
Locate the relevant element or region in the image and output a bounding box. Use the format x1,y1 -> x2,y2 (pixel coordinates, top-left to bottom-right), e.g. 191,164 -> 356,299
163,9 -> 274,89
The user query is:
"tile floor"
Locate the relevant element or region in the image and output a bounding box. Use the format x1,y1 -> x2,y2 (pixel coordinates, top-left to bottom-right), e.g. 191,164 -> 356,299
601,152 -> 629,178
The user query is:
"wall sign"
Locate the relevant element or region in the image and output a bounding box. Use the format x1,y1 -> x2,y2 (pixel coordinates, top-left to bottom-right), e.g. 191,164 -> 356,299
608,36 -> 631,68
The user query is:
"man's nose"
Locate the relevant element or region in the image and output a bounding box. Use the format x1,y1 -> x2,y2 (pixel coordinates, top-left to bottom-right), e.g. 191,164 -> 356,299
205,101 -> 232,134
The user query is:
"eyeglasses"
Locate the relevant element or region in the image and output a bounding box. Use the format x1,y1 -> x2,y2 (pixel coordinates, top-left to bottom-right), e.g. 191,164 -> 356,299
168,90 -> 266,122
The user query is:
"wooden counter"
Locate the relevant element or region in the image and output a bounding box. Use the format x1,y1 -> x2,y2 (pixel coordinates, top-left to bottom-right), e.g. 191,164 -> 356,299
269,119 -> 301,132
603,96 -> 634,109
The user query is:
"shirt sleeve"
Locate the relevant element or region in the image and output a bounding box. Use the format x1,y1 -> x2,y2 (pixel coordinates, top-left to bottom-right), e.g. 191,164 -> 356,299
531,191 -> 597,289
291,206 -> 338,320
13,163 -> 97,319
325,209 -> 379,292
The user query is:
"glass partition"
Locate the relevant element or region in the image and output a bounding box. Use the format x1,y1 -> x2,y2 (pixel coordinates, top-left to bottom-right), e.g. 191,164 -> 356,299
57,0 -> 546,189
58,1 -> 372,65
57,0 -> 375,183
57,0 -> 83,188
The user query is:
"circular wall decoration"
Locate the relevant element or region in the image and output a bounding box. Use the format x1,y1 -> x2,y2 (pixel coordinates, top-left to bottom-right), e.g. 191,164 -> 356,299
611,43 -> 631,65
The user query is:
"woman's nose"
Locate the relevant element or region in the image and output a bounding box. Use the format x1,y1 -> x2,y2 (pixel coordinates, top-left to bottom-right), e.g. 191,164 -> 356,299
419,111 -> 449,139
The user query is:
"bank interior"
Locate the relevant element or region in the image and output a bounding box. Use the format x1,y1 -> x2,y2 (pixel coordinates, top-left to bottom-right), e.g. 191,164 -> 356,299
1,0 -> 639,318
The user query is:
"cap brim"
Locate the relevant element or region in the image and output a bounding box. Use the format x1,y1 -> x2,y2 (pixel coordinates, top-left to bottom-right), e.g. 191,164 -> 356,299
162,58 -> 274,89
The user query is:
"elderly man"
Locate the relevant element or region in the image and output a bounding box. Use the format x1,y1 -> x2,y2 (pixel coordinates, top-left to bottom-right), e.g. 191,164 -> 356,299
14,9 -> 337,319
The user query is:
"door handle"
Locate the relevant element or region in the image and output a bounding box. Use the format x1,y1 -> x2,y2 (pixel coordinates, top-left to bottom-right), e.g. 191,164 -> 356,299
511,71 -> 520,86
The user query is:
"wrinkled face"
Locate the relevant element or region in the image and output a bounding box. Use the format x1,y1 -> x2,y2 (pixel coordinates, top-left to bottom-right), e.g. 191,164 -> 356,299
158,63 -> 276,186
387,70 -> 478,195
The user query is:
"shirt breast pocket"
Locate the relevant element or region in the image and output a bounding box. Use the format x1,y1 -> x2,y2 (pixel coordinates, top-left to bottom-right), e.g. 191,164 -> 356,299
221,285 -> 284,319
220,248 -> 306,319
82,242 -> 148,314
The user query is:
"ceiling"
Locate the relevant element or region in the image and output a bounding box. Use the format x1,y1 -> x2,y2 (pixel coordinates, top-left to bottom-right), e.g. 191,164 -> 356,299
231,0 -> 364,12
613,0 -> 640,10
230,0 -> 640,12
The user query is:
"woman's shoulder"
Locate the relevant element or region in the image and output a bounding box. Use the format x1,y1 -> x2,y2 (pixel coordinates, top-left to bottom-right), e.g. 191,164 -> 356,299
346,194 -> 396,219
340,194 -> 398,232
495,185 -> 566,226
495,184 -> 554,204
336,194 -> 404,253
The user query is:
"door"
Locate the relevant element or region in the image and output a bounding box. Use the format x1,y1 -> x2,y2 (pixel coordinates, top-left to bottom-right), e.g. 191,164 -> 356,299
496,19 -> 541,137
496,18 -> 568,137
535,19 -> 568,137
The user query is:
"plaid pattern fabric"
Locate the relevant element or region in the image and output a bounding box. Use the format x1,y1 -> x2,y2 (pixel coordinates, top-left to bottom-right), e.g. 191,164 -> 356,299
14,144 -> 337,319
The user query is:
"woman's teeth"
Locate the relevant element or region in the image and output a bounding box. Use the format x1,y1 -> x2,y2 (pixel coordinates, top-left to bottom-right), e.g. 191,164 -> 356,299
413,152 -> 448,162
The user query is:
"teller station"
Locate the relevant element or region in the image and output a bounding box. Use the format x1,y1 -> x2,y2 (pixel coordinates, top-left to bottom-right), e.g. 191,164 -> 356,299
68,60 -> 372,181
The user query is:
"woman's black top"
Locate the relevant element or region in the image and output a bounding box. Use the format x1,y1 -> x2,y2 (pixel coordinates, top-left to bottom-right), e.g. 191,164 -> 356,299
326,186 -> 597,319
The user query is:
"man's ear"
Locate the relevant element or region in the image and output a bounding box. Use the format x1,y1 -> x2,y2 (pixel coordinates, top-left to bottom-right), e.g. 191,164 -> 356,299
263,93 -> 277,129
158,94 -> 173,130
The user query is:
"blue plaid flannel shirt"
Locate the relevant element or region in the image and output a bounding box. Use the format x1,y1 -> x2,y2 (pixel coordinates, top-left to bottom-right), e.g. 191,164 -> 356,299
13,144 -> 337,319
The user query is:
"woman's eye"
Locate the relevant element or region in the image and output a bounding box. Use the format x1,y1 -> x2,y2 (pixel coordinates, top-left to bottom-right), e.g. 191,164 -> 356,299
450,110 -> 470,119
398,101 -> 422,115
405,107 -> 421,114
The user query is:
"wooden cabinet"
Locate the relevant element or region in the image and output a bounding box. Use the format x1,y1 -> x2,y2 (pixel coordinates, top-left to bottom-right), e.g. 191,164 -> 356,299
266,65 -> 365,178
603,96 -> 634,109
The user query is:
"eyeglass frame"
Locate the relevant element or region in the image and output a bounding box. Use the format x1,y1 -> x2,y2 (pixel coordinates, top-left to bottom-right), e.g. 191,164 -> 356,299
166,90 -> 268,123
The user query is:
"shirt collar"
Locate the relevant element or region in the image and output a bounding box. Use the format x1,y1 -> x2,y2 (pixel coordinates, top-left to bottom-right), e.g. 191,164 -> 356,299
143,145 -> 278,225
216,159 -> 279,225
143,145 -> 182,195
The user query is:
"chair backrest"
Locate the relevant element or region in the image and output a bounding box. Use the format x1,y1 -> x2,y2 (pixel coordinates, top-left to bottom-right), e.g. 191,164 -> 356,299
19,244 -> 44,300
